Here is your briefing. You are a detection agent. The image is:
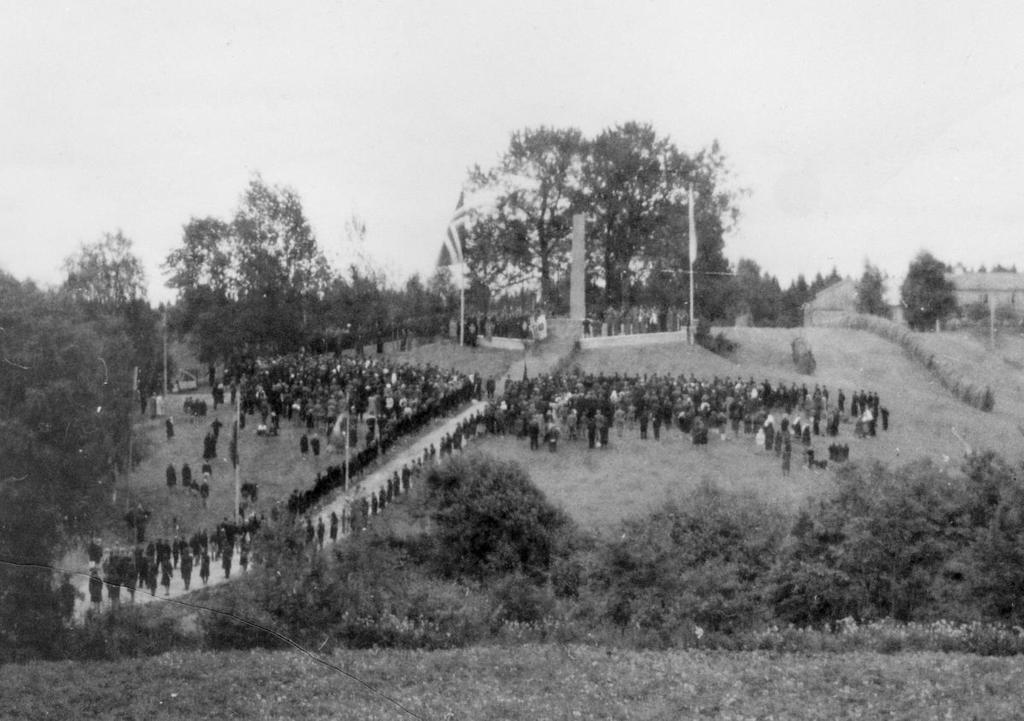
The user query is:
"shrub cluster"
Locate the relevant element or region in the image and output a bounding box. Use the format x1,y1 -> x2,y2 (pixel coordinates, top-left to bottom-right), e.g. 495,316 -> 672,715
790,337 -> 816,375
694,317 -> 736,357
69,450 -> 1024,659
829,312 -> 995,411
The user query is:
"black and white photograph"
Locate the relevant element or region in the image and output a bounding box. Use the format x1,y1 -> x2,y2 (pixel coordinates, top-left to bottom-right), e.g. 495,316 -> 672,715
3,2 -> 1024,718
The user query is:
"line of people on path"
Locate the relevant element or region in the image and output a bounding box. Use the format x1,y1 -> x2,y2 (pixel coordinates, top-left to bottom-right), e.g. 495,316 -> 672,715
86,516 -> 261,613
296,408 -> 488,546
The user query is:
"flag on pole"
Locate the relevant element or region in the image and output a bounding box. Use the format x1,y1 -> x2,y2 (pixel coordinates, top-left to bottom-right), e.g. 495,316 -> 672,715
688,185 -> 697,263
437,191 -> 470,266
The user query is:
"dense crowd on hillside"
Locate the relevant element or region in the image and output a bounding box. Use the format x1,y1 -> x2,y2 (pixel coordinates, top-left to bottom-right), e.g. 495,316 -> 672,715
84,351 -> 489,613
486,371 -> 888,474
228,352 -> 481,434
87,349 -> 895,615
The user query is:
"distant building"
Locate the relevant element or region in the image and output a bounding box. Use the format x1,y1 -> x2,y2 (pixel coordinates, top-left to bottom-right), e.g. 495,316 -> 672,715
802,278 -> 858,326
946,272 -> 1024,315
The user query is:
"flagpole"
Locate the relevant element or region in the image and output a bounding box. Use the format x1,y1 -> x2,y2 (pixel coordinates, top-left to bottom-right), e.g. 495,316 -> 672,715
233,391 -> 240,524
344,403 -> 350,490
688,183 -> 696,346
459,271 -> 465,347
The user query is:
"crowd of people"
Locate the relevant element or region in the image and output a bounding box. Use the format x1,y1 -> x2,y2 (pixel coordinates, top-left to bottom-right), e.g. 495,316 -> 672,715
87,516 -> 261,610
294,406 -> 489,548
86,334 -> 896,617
584,305 -> 689,337
483,370 -> 888,475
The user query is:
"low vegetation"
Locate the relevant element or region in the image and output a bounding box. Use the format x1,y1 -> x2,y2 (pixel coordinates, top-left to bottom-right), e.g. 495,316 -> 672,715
43,447 -> 1024,666
4,644 -> 1024,720
830,313 -> 995,411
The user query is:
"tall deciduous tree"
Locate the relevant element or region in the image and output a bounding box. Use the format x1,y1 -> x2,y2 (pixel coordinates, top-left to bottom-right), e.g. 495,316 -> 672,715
901,251 -> 956,330
63,231 -> 147,309
163,175 -> 330,358
467,126 -> 584,308
580,123 -> 738,316
1,272 -> 136,659
856,261 -> 888,316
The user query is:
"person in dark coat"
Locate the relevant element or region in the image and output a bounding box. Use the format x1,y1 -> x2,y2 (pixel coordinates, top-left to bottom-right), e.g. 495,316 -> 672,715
165,416 -> 174,440
146,559 -> 158,596
87,537 -> 104,568
300,434 -> 309,454
179,553 -> 192,589
316,517 -> 325,549
165,464 -> 177,489
199,551 -> 210,585
160,561 -> 171,596
88,568 -> 104,609
136,554 -> 150,596
181,463 -> 192,488
222,545 -> 233,579
311,435 -> 321,457
329,511 -> 339,542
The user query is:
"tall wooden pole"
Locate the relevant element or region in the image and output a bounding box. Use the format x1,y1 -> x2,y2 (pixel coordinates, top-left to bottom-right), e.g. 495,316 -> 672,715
127,365 -> 137,508
233,391 -> 240,524
162,308 -> 168,397
688,184 -> 696,346
459,263 -> 465,346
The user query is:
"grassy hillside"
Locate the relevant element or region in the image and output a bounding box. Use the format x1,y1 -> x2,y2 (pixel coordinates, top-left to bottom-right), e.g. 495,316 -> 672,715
4,645 -> 1023,720
456,326 -> 1024,533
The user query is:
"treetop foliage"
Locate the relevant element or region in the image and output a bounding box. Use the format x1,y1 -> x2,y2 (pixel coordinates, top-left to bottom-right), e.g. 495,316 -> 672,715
901,251 -> 957,330
465,123 -> 740,317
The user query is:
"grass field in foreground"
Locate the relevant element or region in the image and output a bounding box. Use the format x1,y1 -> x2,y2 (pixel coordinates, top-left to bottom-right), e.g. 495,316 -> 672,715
4,644 -> 1023,720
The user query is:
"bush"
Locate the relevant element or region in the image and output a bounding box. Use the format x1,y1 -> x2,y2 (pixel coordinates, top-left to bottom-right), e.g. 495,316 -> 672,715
586,483 -> 787,635
491,574 -> 556,625
791,337 -> 816,374
66,606 -> 202,660
425,453 -> 574,581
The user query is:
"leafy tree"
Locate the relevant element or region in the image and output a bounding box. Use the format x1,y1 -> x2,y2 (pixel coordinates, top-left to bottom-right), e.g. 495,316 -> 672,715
590,484 -> 785,634
772,460 -> 971,624
425,454 -> 572,581
465,123 -> 740,320
856,261 -> 888,316
467,127 -> 584,308
778,275 -> 810,327
163,175 -> 331,358
63,231 -> 147,309
62,233 -> 166,400
730,258 -> 782,325
0,273 -> 136,659
901,251 -> 956,330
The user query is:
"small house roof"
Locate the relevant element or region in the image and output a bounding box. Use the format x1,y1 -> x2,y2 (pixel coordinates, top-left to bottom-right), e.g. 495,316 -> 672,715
805,278 -> 858,311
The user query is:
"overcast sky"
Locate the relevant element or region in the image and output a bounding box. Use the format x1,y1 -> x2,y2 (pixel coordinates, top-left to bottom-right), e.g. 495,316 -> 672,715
3,1 -> 1024,303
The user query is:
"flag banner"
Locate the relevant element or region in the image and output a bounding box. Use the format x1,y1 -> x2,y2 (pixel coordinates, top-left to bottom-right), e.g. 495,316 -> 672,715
438,191 -> 469,266
688,185 -> 697,263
